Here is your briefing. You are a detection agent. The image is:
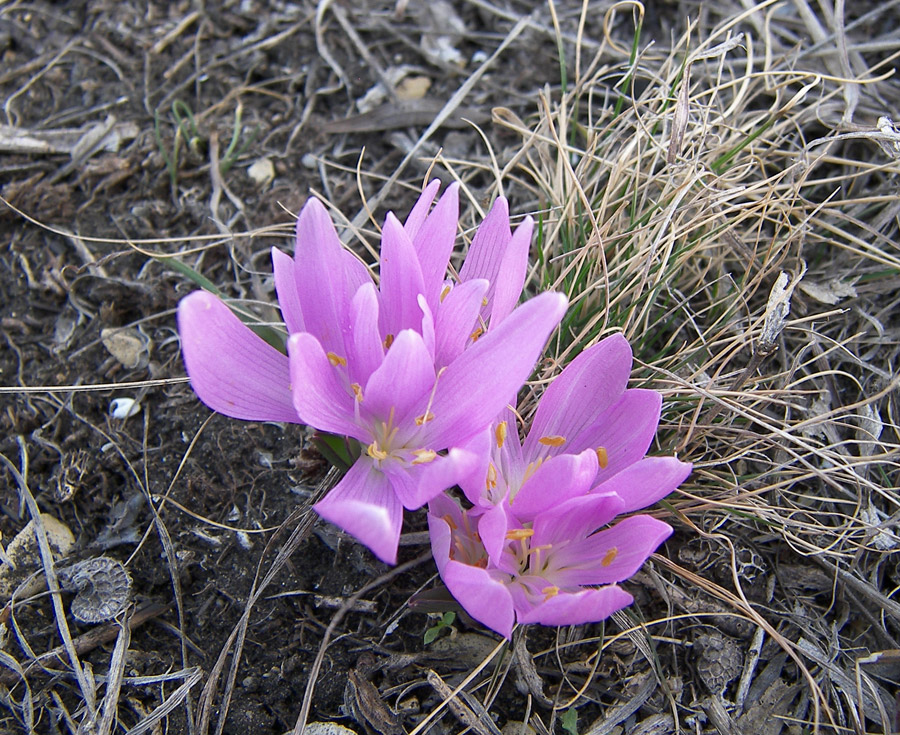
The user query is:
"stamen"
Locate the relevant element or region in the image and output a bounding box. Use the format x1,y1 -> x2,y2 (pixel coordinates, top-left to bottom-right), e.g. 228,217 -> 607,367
506,528 -> 534,541
481,297 -> 489,307
522,457 -> 545,483
486,463 -> 497,490
440,285 -> 451,302
415,411 -> 435,425
538,435 -> 566,447
351,383 -> 364,402
327,352 -> 347,367
495,421 -> 507,449
596,446 -> 609,469
367,442 -> 388,461
470,326 -> 484,342
384,334 -> 394,349
442,514 -> 458,531
601,547 -> 618,567
541,586 -> 559,601
411,449 -> 437,465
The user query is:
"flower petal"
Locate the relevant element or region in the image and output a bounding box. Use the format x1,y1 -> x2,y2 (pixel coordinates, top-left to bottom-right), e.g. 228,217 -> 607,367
569,389 -> 662,483
592,456 -> 692,513
487,216 -> 532,326
424,292 -> 568,447
314,458 -> 403,564
550,515 -> 673,587
177,291 -> 299,423
459,196 -> 511,325
516,586 -> 634,627
510,449 -> 599,520
348,283 -> 384,387
272,247 -> 305,334
384,446 -> 480,510
287,332 -> 364,439
434,278 -> 489,368
293,197 -> 372,354
411,183 -> 459,313
379,213 -> 427,339
363,329 -> 434,428
403,179 -> 441,241
530,491 -> 625,548
524,334 -> 632,456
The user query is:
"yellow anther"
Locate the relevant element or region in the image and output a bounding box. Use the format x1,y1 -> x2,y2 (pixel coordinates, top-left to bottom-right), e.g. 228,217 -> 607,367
538,435 -> 566,447
596,446 -> 609,469
506,528 -> 534,541
327,352 -> 347,367
367,442 -> 389,461
415,411 -> 435,425
384,334 -> 394,349
440,285 -> 451,302
351,383 -> 364,402
522,457 -> 544,483
470,326 -> 484,342
541,586 -> 559,601
412,449 -> 437,465
601,547 -> 618,567
481,297 -> 489,307
485,463 -> 497,490
442,514 -> 458,531
495,421 -> 508,449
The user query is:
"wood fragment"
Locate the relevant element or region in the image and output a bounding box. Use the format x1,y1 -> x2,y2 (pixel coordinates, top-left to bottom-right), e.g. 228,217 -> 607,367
326,99 -> 489,133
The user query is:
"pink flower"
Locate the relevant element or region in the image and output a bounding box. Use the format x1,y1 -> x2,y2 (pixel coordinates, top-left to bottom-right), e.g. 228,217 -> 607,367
177,182 -> 560,563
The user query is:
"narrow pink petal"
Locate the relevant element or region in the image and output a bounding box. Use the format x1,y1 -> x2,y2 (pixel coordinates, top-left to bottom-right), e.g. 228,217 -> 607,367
524,334 -> 632,456
177,291 -> 299,423
293,197 -> 372,354
476,502 -> 513,567
510,449 -> 599,520
566,388 -> 662,483
287,332 -> 365,439
441,558 -> 516,638
348,283 -> 384,387
314,458 -> 402,564
487,216 -> 532,326
418,294 -> 436,361
530,491 -> 625,548
424,292 -> 568,447
272,247 -> 305,334
516,586 -> 633,627
384,447 -> 479,510
362,329 -> 434,428
411,183 -> 459,313
403,179 -> 442,240
458,196 -> 511,293
379,213 -> 427,339
434,279 -> 489,368
550,516 -> 673,587
456,428 -> 494,506
592,456 -> 692,513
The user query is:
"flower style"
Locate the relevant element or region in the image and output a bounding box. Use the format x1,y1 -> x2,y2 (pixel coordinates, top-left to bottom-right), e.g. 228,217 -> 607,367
177,181 -> 561,564
427,334 -> 691,636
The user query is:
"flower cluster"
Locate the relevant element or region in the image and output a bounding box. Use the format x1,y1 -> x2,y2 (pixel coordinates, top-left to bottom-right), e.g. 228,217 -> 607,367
177,181 -> 689,637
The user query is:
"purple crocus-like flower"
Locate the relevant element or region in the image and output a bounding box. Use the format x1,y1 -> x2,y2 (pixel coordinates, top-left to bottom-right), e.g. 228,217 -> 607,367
426,334 -> 691,636
428,490 -> 673,638
177,182 -> 561,564
459,334 -> 692,564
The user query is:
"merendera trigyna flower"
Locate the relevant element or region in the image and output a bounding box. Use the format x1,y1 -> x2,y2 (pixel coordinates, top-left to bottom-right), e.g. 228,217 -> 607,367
177,181 -> 560,563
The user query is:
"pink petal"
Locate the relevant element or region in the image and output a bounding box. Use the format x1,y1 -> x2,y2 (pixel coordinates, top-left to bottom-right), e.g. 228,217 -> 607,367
293,197 -> 372,354
592,456 -> 692,513
510,449 -> 599,520
411,183 -> 459,313
362,329 -> 434,428
434,279 -> 489,368
569,389 -> 662,482
487,216 -> 532,326
272,247 -> 305,334
314,458 -> 403,564
476,502 -> 513,567
384,447 -> 480,510
530,491 -> 625,548
516,586 -> 634,627
424,292 -> 568,447
287,332 -> 365,439
441,557 -> 516,638
458,197 -> 512,322
177,291 -> 299,423
379,213 -> 427,339
524,334 -> 632,456
550,515 -> 673,587
403,179 -> 442,240
348,283 -> 384,387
